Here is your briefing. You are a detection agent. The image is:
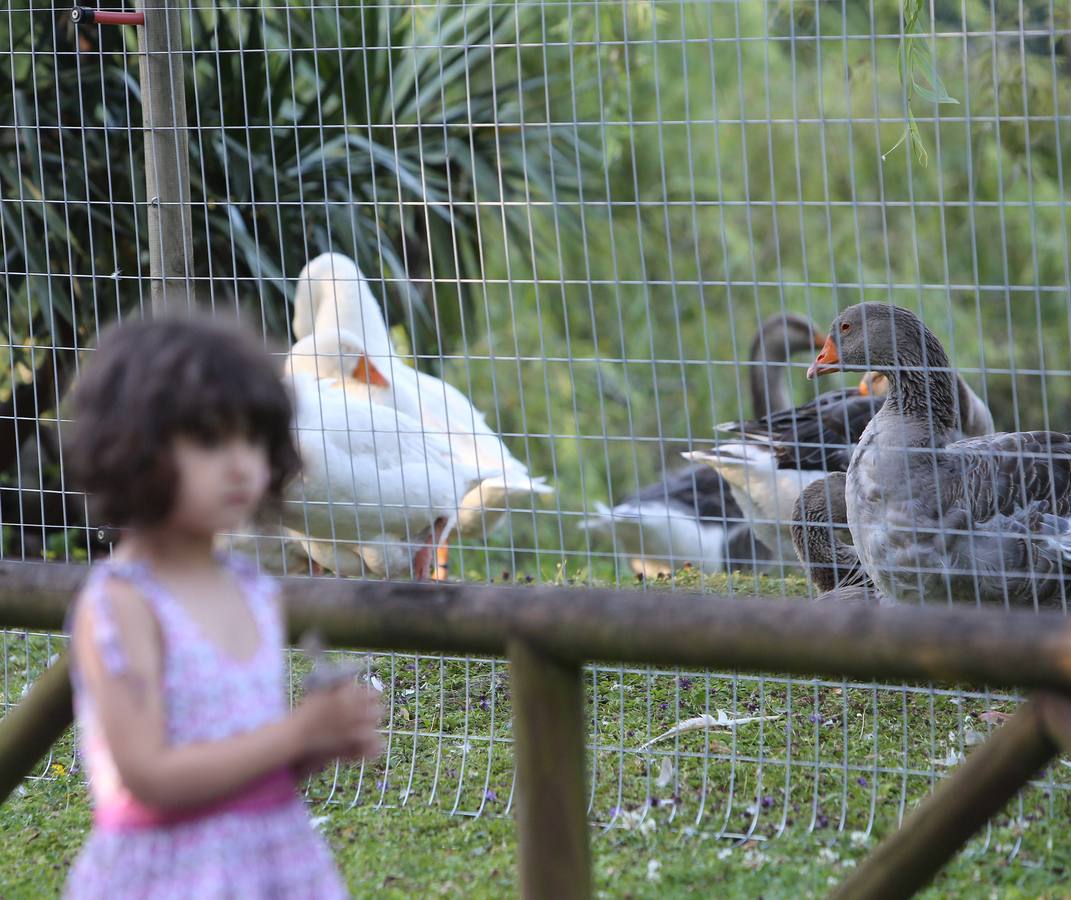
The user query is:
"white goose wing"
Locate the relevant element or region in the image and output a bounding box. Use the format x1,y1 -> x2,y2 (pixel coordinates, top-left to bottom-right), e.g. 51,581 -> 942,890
392,366 -> 541,485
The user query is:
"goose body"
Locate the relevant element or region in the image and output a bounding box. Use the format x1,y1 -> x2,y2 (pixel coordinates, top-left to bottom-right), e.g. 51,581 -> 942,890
382,367 -> 554,536
684,442 -> 828,563
849,425 -> 1071,607
284,354 -> 492,579
578,465 -> 753,576
721,385 -> 884,471
707,367 -> 993,561
217,526 -> 319,576
791,473 -> 873,595
810,302 -> 1071,608
702,377 -> 885,560
295,531 -> 418,580
583,314 -> 824,575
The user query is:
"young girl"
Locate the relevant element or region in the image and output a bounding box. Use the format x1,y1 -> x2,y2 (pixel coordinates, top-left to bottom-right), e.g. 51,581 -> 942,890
64,316 -> 380,898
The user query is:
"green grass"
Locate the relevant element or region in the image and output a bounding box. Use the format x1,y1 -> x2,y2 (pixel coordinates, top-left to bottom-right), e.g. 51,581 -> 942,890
4,575 -> 1071,897
2,772 -> 1069,898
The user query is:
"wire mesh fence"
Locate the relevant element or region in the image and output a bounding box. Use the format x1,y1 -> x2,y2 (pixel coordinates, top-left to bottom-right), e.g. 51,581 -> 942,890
2,0 -> 1071,846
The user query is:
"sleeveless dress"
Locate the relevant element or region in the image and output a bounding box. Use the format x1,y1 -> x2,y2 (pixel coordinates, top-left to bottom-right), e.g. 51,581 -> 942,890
64,556 -> 349,899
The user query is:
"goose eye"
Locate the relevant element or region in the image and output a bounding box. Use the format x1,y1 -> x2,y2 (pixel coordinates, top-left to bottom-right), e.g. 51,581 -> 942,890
840,321 -> 851,333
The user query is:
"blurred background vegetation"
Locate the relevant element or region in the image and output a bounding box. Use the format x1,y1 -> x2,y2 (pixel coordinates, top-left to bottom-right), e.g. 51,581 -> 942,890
1,0 -> 1069,579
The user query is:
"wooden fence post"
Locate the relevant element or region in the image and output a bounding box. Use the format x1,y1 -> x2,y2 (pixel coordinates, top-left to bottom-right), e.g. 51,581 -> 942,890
0,654 -> 73,804
833,696 -> 1058,900
137,0 -> 195,313
508,640 -> 591,900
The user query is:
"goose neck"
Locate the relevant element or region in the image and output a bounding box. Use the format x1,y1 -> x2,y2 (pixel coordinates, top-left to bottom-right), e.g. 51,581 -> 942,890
749,325 -> 795,417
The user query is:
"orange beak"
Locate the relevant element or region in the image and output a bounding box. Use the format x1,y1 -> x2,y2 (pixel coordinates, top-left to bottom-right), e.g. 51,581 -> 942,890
351,355 -> 390,388
806,335 -> 841,380
857,375 -> 870,396
813,331 -> 828,350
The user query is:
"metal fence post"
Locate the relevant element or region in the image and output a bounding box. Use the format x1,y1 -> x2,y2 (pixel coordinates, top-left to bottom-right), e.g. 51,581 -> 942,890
137,0 -> 195,314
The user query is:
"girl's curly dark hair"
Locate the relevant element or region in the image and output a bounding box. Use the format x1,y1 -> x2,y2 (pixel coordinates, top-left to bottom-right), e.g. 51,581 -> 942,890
68,315 -> 301,528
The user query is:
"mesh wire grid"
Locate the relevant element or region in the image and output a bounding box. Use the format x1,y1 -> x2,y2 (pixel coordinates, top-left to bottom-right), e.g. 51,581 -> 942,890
2,0 -> 1071,847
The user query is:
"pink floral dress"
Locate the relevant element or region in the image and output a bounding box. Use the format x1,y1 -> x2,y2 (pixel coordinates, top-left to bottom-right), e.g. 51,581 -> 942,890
65,556 -> 348,899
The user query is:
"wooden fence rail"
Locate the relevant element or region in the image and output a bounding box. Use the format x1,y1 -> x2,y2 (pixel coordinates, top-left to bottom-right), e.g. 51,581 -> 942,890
2,560 -> 1070,898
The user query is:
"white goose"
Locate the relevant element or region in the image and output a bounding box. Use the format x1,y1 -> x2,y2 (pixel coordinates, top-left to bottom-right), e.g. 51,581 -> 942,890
283,331 -> 496,580
293,253 -> 554,576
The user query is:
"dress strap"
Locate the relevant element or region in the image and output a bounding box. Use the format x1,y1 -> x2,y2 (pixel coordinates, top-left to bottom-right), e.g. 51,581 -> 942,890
72,561 -> 160,676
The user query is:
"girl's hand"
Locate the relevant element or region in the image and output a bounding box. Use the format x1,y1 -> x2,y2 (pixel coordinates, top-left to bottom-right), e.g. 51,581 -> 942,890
292,750 -> 335,781
294,682 -> 383,763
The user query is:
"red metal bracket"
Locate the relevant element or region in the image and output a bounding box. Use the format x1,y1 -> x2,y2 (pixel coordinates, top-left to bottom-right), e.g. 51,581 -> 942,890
70,7 -> 145,26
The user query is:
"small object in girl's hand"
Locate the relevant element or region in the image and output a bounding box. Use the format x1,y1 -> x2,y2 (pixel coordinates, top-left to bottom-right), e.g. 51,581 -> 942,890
299,631 -> 362,693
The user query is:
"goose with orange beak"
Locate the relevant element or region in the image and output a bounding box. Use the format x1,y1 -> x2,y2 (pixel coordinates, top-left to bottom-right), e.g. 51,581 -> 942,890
697,319 -> 992,569
581,313 -> 826,577
290,254 -> 553,579
805,301 -> 1071,607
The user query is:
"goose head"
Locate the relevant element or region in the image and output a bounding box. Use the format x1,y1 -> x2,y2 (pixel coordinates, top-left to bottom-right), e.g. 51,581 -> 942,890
807,303 -> 951,378
807,302 -> 957,428
750,313 -> 827,363
857,371 -> 889,397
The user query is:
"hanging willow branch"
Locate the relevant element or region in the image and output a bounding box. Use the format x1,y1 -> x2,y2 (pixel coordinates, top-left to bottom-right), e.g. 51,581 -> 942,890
884,0 -> 959,166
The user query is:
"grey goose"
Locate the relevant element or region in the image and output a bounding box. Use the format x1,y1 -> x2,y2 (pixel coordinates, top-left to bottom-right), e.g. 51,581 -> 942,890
807,302 -> 1071,609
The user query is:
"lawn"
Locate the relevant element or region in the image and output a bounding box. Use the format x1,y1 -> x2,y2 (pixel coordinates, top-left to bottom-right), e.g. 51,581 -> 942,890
3,572 -> 1070,897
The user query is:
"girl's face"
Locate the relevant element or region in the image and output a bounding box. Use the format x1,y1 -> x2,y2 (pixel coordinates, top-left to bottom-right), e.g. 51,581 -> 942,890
167,433 -> 271,536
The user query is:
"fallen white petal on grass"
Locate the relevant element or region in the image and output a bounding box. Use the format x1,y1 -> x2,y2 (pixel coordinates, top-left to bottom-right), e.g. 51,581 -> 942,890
818,846 -> 840,863
646,860 -> 662,883
641,710 -> 781,748
655,757 -> 675,788
308,815 -> 331,830
617,809 -> 658,834
931,748 -> 965,767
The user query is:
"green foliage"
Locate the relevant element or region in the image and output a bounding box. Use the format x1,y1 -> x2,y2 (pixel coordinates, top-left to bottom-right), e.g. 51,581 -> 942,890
0,0 -> 583,355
